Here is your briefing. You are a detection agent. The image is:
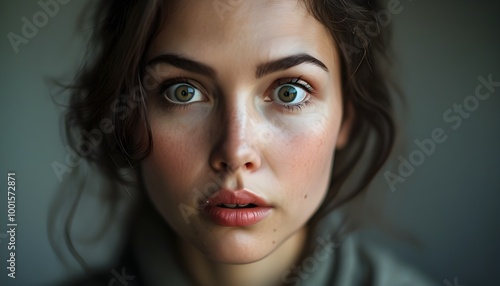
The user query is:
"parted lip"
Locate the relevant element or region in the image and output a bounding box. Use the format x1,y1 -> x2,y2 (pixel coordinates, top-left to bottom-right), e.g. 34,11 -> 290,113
205,189 -> 271,207
203,189 -> 273,227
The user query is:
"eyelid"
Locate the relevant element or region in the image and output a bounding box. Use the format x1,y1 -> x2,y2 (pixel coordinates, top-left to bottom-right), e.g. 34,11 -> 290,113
265,77 -> 314,104
269,77 -> 314,93
158,77 -> 210,98
261,77 -> 313,113
158,77 -> 204,93
157,77 -> 209,108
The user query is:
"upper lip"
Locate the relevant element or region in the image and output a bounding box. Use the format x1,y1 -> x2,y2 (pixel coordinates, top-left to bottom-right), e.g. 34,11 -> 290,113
206,189 -> 271,207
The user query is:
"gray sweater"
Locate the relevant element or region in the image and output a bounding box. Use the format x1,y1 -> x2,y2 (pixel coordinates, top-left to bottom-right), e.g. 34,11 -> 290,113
130,212 -> 439,286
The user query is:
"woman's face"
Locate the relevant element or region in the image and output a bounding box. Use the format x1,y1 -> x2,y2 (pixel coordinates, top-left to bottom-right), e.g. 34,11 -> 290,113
141,0 -> 350,263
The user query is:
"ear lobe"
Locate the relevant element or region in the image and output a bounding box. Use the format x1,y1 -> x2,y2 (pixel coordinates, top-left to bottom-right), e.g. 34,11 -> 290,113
335,103 -> 355,150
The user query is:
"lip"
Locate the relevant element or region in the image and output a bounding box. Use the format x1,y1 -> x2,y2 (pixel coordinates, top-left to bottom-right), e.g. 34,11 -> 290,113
203,189 -> 272,227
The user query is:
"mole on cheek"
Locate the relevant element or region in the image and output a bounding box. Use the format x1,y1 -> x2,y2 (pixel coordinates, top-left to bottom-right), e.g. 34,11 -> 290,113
304,194 -> 308,199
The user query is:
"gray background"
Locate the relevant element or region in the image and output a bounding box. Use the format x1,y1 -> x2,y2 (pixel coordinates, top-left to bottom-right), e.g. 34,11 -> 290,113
0,0 -> 499,285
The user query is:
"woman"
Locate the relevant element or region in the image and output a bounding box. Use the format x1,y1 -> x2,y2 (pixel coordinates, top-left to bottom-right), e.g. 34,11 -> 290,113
59,0 -> 438,285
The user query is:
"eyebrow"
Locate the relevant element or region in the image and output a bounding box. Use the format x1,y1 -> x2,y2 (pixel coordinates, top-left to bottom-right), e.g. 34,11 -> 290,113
146,53 -> 329,79
147,54 -> 217,78
256,53 -> 329,78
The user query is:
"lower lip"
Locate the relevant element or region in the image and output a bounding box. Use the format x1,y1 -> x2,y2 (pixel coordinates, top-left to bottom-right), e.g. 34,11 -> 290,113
204,206 -> 272,227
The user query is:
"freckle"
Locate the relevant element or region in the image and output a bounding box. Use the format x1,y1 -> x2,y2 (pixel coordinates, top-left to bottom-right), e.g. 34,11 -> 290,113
272,241 -> 275,244
273,229 -> 276,232
304,194 -> 308,199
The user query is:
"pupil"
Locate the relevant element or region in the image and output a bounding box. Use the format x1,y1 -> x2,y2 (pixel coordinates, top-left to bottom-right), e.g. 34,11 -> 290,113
279,86 -> 297,102
175,85 -> 194,102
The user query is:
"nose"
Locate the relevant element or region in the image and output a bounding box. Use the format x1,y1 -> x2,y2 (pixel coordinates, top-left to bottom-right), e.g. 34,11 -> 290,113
209,103 -> 262,174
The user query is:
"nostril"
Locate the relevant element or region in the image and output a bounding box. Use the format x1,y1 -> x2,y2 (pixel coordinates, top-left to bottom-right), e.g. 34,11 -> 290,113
209,142 -> 261,173
223,162 -> 234,173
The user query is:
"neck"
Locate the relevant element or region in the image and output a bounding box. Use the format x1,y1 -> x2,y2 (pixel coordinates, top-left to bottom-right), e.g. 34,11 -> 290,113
179,227 -> 308,286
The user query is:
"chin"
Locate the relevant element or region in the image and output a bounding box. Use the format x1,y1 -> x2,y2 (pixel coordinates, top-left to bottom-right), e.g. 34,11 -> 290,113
190,229 -> 279,264
202,246 -> 275,265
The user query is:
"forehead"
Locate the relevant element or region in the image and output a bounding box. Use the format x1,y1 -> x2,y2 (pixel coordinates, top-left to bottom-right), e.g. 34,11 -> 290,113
147,0 -> 337,73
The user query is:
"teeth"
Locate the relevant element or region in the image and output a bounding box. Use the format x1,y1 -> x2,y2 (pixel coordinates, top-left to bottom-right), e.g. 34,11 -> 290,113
220,203 -> 250,208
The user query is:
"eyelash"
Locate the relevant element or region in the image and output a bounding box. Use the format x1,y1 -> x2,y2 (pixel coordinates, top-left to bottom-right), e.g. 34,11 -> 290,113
156,77 -> 314,112
268,77 -> 313,112
157,77 -> 201,110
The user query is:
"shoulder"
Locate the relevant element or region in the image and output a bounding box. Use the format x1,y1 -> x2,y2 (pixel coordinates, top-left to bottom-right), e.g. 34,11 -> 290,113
57,245 -> 144,286
314,233 -> 440,286
58,266 -> 144,286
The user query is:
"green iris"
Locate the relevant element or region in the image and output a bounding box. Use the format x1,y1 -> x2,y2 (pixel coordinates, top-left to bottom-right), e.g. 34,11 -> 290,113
277,85 -> 298,103
174,84 -> 195,102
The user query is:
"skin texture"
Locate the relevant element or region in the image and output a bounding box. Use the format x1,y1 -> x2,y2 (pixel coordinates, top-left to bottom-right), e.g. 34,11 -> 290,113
140,0 -> 351,284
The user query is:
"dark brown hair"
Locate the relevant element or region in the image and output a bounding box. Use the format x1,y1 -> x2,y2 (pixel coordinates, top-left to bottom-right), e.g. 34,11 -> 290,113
57,0 -> 395,271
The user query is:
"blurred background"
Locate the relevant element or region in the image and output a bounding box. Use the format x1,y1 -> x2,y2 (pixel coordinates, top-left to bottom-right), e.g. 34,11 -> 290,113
0,0 -> 499,285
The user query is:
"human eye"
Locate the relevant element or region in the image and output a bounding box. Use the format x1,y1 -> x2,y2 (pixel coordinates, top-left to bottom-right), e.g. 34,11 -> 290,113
160,78 -> 205,106
266,78 -> 313,111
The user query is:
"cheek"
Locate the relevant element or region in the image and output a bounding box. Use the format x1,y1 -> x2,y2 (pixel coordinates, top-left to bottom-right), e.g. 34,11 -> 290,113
141,119 -> 208,206
268,113 -> 341,211
287,125 -> 334,175
140,117 -> 218,236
